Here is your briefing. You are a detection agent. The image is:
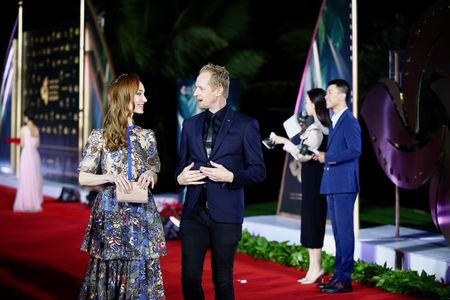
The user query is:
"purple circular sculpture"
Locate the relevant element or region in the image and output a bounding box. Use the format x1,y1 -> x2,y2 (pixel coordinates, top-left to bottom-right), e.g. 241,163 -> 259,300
361,0 -> 450,243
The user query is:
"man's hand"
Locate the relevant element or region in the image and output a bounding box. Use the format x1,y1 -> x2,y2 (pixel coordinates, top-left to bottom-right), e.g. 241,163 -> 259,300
177,162 -> 206,185
199,161 -> 234,183
312,151 -> 325,163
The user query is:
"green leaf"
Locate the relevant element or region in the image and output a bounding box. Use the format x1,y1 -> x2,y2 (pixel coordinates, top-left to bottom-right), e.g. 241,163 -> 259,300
238,229 -> 450,299
226,50 -> 267,84
215,0 -> 250,42
164,26 -> 228,77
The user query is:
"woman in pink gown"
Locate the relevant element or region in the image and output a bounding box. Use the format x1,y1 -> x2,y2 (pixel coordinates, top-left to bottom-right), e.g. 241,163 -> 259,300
13,111 -> 43,212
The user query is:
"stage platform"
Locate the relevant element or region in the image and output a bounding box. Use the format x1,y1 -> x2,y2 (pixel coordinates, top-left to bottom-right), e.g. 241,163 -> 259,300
243,215 -> 450,284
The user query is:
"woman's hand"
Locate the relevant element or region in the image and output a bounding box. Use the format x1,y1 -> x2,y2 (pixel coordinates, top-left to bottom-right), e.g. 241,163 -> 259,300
271,135 -> 290,145
137,170 -> 158,189
109,174 -> 132,193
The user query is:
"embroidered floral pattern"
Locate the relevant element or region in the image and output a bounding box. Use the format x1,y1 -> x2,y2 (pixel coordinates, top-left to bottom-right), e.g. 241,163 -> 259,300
78,127 -> 165,299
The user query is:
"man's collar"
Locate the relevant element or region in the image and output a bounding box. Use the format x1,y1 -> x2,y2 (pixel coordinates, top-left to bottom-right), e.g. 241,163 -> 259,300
331,107 -> 348,126
207,104 -> 228,121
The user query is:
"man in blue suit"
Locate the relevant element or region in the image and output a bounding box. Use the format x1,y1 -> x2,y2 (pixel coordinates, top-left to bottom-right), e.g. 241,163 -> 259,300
313,79 -> 361,293
175,63 -> 266,300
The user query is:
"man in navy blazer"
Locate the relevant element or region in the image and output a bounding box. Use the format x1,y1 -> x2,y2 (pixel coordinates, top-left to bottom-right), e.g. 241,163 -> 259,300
175,63 -> 266,300
313,79 -> 361,294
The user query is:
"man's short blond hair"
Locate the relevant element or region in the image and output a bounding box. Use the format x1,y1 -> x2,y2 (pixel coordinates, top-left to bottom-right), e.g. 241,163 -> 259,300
199,63 -> 230,98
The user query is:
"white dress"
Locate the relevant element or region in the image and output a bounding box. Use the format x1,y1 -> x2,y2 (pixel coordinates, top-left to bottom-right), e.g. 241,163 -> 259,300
13,126 -> 43,212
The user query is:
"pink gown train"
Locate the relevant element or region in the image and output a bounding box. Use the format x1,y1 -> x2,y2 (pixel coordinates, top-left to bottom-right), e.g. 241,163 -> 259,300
13,126 -> 43,212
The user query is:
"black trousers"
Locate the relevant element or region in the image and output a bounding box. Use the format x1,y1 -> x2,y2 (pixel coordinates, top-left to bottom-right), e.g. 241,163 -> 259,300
180,207 -> 242,300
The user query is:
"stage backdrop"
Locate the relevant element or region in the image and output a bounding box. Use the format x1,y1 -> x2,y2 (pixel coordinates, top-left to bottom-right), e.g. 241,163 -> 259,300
1,1 -> 114,184
22,22 -> 113,184
277,0 -> 355,217
23,21 -> 80,184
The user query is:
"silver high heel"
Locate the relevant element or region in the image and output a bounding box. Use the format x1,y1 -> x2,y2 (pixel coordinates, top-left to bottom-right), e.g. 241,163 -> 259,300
299,269 -> 325,284
297,277 -> 308,283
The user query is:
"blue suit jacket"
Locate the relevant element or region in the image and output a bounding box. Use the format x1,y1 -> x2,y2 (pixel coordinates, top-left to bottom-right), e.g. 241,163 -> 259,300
175,106 -> 266,223
320,109 -> 361,195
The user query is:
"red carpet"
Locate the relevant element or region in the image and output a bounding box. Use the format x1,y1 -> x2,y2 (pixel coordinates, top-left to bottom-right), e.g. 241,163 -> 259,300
0,184 -> 420,299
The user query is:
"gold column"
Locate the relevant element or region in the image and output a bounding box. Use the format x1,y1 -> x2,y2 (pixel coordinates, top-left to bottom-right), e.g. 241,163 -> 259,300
13,0 -> 24,176
11,39 -> 18,174
78,0 -> 86,159
84,28 -> 91,142
351,0 -> 360,239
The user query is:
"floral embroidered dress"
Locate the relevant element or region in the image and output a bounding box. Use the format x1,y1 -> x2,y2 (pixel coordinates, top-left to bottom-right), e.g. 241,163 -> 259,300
78,126 -> 166,300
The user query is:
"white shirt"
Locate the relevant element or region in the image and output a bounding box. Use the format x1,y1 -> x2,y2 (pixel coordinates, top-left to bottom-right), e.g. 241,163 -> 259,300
331,107 -> 348,128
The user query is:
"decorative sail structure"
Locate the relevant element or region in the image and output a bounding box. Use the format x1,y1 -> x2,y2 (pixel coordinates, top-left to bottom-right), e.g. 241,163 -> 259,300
277,0 -> 356,216
0,20 -> 17,174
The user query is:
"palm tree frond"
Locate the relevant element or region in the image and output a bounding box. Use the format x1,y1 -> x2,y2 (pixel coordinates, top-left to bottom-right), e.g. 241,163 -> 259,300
164,26 -> 228,77
173,0 -> 228,31
215,0 -> 251,42
226,50 -> 268,85
278,29 -> 312,63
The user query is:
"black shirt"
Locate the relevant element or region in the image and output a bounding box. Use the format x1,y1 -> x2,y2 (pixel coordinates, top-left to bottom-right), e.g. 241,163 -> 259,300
203,105 -> 228,151
197,105 -> 228,209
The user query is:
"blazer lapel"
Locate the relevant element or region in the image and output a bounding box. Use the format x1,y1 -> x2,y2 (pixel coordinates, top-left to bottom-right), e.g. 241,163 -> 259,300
327,125 -> 334,148
327,109 -> 348,149
210,107 -> 234,159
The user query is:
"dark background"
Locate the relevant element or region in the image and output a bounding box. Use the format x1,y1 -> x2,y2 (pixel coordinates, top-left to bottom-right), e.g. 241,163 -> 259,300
0,0 -> 443,213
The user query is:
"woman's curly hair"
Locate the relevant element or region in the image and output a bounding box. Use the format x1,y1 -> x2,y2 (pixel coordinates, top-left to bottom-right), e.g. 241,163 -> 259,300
103,73 -> 139,151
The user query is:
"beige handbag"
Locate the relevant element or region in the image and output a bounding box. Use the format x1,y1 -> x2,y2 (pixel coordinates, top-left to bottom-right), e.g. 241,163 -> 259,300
116,182 -> 148,203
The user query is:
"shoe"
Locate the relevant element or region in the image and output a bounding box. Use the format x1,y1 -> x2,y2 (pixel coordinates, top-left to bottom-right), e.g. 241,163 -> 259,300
316,278 -> 336,289
299,269 -> 325,284
297,277 -> 308,283
320,280 -> 352,293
